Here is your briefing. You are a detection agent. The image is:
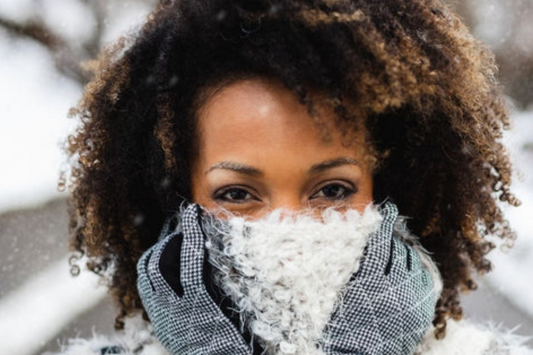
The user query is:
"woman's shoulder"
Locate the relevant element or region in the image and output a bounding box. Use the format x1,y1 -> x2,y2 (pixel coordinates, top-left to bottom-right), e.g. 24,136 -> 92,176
43,315 -> 170,355
417,319 -> 532,355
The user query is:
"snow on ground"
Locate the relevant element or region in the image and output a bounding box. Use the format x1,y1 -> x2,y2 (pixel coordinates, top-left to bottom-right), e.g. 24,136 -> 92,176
486,111 -> 533,319
0,257 -> 107,355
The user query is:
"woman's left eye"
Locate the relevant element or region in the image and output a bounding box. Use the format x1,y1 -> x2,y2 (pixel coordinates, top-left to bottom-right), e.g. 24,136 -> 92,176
311,183 -> 356,200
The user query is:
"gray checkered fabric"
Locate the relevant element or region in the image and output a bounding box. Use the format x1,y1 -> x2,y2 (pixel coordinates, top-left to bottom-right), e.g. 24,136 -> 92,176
321,202 -> 437,355
137,204 -> 253,355
137,202 -> 437,355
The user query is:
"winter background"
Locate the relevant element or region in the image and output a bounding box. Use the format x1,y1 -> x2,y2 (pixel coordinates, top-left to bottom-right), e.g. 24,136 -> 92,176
0,0 -> 532,354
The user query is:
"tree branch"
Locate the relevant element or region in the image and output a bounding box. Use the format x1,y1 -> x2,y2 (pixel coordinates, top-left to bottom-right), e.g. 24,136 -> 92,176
0,16 -> 88,84
0,16 -> 64,50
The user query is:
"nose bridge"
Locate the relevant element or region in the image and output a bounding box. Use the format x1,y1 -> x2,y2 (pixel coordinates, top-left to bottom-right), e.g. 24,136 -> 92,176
265,168 -> 307,214
270,192 -> 303,213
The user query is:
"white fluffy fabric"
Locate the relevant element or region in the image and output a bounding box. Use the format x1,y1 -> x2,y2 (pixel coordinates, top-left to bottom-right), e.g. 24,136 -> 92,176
45,316 -> 532,355
416,320 -> 533,355
204,205 -> 383,355
42,315 -> 170,355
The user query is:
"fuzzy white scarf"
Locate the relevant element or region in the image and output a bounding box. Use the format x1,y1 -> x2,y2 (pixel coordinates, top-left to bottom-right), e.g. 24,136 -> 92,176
42,315 -> 168,355
45,316 -> 532,355
416,320 -> 532,355
203,205 -> 382,355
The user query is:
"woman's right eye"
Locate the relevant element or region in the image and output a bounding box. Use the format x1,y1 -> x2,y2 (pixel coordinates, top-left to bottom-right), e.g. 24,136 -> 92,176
214,187 -> 256,203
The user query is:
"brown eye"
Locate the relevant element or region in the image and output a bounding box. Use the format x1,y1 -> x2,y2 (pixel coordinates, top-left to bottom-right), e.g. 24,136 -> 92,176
311,183 -> 356,200
215,187 -> 256,203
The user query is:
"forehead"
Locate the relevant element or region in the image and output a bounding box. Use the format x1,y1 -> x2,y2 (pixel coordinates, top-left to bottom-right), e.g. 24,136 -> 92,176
194,77 -> 369,171
195,77 -> 364,146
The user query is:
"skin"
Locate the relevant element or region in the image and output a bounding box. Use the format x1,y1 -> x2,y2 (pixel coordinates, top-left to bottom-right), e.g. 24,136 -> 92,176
191,78 -> 373,218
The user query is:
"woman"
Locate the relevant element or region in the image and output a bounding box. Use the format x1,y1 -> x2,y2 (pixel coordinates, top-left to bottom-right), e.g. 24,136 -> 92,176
55,0 -> 531,354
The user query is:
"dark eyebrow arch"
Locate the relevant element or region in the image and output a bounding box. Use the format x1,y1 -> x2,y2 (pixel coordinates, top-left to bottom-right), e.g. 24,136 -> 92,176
205,161 -> 263,177
308,157 -> 359,175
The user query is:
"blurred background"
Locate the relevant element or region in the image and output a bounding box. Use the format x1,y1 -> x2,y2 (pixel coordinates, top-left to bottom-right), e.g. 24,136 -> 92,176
0,0 -> 532,354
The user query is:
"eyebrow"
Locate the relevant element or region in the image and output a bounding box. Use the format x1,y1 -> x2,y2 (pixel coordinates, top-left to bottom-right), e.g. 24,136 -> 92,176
308,157 -> 359,175
205,157 -> 358,176
205,162 -> 263,176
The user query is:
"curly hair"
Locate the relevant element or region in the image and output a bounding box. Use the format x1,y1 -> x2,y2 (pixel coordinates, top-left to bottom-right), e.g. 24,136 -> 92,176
60,0 -> 519,338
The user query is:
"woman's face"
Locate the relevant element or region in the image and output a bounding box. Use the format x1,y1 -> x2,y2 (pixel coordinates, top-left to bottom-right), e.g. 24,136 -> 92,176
191,78 -> 373,218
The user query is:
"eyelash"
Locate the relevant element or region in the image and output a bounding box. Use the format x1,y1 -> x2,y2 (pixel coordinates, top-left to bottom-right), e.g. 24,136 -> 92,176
213,182 -> 357,204
310,182 -> 357,200
214,186 -> 259,204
